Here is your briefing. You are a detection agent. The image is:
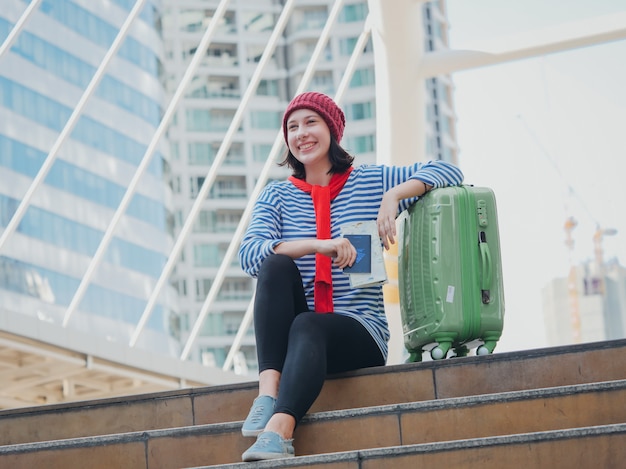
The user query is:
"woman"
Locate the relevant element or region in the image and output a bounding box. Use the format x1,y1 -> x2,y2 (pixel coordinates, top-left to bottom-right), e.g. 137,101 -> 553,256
238,91 -> 463,461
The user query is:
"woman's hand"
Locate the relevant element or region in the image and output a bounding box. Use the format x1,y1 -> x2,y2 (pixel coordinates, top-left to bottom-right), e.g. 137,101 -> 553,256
377,190 -> 400,250
377,180 -> 430,250
317,238 -> 356,269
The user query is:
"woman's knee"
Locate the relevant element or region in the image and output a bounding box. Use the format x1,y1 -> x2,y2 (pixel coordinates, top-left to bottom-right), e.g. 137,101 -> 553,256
258,254 -> 297,277
289,313 -> 324,341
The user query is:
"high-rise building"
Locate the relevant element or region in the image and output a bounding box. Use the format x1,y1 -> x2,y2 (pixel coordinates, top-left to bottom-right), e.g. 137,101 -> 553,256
162,0 -> 459,373
0,1 -> 179,354
542,259 -> 626,346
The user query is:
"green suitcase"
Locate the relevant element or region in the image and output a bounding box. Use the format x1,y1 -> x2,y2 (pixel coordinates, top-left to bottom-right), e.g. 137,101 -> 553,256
398,185 -> 505,362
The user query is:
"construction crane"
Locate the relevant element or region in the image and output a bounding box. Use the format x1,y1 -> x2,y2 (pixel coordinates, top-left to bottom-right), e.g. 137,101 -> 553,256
564,219 -> 619,344
592,226 -> 618,294
564,216 -> 581,343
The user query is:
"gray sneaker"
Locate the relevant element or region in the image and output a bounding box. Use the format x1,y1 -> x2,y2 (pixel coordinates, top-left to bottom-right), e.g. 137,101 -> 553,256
242,431 -> 295,462
241,395 -> 276,437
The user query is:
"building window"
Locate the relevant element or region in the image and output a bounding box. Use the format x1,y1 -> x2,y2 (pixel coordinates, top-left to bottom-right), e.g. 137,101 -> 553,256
170,142 -> 180,160
440,116 -> 451,134
257,79 -> 279,97
345,135 -> 375,153
219,278 -> 252,301
311,71 -> 334,94
190,175 -> 205,198
193,244 -> 220,267
250,110 -> 281,130
178,311 -> 190,333
584,277 -> 604,296
188,142 -> 214,165
339,37 -> 358,56
243,12 -> 276,33
200,316 -> 225,337
195,278 -> 213,300
216,211 -> 242,232
187,76 -> 240,99
252,144 -> 273,162
299,8 -> 327,30
339,36 -> 372,56
295,42 -> 331,64
441,145 -> 454,162
210,176 -> 247,198
346,101 -> 373,120
350,68 -> 375,88
341,3 -> 368,22
194,210 -> 214,233
170,176 -> 180,194
173,279 -> 187,297
200,347 -> 226,366
185,109 -> 234,132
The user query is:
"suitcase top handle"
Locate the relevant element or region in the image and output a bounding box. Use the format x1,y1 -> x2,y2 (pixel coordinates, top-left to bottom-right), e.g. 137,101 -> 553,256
479,230 -> 492,304
478,231 -> 492,304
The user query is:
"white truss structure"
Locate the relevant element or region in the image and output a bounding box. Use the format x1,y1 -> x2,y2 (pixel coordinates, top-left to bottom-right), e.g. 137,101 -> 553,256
0,0 -> 624,409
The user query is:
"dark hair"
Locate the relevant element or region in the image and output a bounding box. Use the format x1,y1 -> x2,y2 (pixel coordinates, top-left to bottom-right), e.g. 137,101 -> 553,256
278,136 -> 355,180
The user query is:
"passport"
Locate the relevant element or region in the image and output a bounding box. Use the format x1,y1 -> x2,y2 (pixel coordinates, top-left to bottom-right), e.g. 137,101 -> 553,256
343,234 -> 371,273
340,220 -> 388,288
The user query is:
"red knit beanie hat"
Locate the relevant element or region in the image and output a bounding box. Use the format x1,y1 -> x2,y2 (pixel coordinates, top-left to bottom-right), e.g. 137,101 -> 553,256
283,92 -> 346,144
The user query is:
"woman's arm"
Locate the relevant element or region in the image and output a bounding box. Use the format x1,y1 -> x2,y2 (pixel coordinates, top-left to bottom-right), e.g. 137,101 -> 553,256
238,186 -> 285,277
377,179 -> 430,249
239,184 -> 358,275
378,161 -> 464,249
275,238 -> 356,269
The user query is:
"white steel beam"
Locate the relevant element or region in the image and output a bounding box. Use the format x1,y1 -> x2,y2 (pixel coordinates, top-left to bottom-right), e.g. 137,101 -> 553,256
0,0 -> 148,257
222,9 -> 372,372
367,0 -> 429,365
335,15 -> 373,105
180,0 -> 349,361
367,0 -> 429,166
63,0 -> 233,328
0,0 -> 41,59
132,0 -> 299,351
420,11 -> 626,78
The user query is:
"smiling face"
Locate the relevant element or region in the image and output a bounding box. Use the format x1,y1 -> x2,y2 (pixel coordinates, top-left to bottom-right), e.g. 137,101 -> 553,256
286,108 -> 332,176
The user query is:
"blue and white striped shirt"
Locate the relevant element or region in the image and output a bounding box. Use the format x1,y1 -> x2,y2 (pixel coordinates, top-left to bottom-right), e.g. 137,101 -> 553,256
238,161 -> 464,361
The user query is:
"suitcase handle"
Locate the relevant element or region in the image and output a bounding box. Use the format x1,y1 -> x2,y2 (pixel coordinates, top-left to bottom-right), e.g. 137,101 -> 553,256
479,231 -> 492,303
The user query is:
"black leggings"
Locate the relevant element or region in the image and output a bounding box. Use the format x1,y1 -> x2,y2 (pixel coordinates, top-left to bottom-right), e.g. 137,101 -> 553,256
253,254 -> 385,424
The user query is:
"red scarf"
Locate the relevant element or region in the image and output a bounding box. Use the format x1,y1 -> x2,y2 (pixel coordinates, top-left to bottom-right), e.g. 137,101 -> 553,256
288,168 -> 353,313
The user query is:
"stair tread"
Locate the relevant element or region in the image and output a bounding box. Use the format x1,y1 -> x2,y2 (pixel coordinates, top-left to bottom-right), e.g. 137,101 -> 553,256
182,423 -> 626,468
2,377 -> 624,452
2,340 -> 626,468
305,377 -> 626,420
3,338 -> 626,419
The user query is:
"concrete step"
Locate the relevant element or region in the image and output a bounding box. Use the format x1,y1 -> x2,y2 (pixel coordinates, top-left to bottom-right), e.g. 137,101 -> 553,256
187,423 -> 626,469
1,378 -> 625,469
1,338 -> 625,447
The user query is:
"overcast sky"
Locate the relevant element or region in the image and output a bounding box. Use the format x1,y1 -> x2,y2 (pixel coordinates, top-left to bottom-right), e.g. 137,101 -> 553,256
445,0 -> 626,352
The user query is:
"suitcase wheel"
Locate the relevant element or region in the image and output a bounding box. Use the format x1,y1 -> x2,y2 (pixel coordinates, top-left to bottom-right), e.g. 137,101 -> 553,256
476,340 -> 497,356
430,342 -> 451,360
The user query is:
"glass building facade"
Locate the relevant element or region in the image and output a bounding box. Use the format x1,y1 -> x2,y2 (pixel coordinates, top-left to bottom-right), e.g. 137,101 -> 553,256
0,0 -> 179,354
